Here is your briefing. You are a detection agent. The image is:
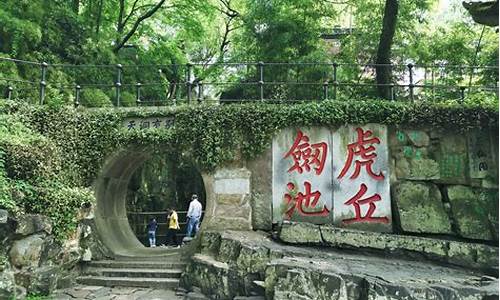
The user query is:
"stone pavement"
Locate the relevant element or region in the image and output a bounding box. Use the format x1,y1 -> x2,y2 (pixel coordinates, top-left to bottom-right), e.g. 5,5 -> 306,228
51,285 -> 186,300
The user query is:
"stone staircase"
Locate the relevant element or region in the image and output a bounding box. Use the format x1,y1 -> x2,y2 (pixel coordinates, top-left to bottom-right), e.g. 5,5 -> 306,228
77,256 -> 186,289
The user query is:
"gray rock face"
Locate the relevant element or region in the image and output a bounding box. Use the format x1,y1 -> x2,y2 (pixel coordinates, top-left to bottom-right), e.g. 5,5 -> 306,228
9,234 -> 45,268
447,185 -> 497,240
278,222 -> 498,270
184,230 -> 498,300
15,214 -> 52,236
0,210 -> 8,224
0,270 -> 16,299
28,265 -> 59,295
393,181 -> 452,234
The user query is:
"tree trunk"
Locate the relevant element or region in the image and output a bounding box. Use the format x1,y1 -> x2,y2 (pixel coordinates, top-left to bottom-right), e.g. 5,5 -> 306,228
72,0 -> 80,14
375,0 -> 398,100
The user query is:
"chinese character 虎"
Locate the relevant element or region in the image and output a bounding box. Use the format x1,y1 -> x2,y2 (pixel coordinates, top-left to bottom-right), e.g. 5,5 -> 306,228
283,181 -> 330,219
284,130 -> 327,175
342,183 -> 388,224
338,127 -> 384,180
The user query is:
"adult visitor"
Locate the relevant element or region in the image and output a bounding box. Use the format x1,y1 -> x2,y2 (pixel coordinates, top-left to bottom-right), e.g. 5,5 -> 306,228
186,194 -> 202,237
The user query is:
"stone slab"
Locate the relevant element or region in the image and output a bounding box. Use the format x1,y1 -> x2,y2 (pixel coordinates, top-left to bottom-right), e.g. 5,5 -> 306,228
272,127 -> 333,224
332,124 -> 392,232
393,181 -> 452,234
214,178 -> 250,194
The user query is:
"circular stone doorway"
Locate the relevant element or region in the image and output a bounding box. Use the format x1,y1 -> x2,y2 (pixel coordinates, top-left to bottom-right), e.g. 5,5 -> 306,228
93,148 -> 206,257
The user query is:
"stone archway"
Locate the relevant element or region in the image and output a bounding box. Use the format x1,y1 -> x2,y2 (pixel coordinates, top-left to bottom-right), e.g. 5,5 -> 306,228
93,148 -> 211,257
92,146 -> 262,258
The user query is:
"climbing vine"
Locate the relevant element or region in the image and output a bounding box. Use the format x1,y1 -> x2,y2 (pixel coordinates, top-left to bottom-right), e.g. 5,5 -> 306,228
0,96 -> 497,239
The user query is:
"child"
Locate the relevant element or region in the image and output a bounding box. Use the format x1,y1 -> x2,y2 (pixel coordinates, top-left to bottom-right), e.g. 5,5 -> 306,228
147,217 -> 158,247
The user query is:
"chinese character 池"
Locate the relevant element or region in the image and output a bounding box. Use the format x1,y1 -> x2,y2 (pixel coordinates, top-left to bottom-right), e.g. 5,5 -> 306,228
284,130 -> 327,175
338,127 -> 384,180
283,181 -> 330,219
342,183 -> 388,224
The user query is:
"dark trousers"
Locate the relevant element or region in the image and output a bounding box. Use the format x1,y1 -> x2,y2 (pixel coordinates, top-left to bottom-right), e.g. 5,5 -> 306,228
166,228 -> 179,246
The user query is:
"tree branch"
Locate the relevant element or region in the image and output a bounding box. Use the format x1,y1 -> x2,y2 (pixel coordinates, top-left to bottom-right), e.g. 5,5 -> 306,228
114,0 -> 168,52
122,0 -> 142,28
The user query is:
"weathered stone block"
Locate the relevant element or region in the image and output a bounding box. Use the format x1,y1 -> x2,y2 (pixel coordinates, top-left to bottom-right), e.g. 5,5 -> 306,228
218,236 -> 242,263
182,254 -> 238,300
9,234 -> 45,268
393,181 -> 452,234
0,210 -> 7,224
279,222 -> 322,244
216,194 -> 245,205
395,156 -> 440,180
15,214 -> 52,236
437,135 -> 468,183
447,186 -> 497,240
407,130 -> 430,147
250,193 -> 272,232
320,225 -> 386,250
200,231 -> 221,256
0,270 -> 16,299
27,265 -> 59,296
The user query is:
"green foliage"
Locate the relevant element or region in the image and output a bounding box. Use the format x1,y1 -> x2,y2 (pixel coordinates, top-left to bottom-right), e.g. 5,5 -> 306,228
0,96 -> 497,239
80,88 -> 113,107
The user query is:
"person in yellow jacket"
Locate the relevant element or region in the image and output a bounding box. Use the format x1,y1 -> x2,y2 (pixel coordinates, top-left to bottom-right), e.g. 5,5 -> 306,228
166,207 -> 180,248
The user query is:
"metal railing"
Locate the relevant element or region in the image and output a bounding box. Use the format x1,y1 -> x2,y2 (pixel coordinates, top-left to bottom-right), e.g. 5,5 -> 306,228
0,57 -> 498,106
127,210 -> 204,245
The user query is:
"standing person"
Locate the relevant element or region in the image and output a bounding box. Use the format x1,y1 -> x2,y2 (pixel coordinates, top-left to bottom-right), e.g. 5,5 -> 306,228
147,217 -> 157,248
166,207 -> 180,248
186,194 -> 202,238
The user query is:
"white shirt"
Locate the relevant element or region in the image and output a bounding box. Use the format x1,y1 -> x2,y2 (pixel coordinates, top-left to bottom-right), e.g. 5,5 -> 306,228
187,199 -> 202,219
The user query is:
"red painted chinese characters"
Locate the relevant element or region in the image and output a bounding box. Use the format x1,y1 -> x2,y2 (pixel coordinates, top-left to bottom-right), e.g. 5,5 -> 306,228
339,127 -> 388,225
283,130 -> 329,219
283,182 -> 330,219
284,130 -> 327,175
342,183 -> 389,224
338,127 -> 384,180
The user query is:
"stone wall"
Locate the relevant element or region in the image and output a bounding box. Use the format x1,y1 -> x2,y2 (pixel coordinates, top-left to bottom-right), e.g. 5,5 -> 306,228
389,127 -> 498,241
246,126 -> 498,243
181,230 -> 498,300
0,207 -> 96,298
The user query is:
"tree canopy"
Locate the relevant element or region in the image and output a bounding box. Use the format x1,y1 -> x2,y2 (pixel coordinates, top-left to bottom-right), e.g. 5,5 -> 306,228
0,0 -> 497,104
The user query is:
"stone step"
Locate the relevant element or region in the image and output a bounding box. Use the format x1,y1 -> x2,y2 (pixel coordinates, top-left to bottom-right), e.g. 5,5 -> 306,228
250,280 -> 266,296
88,260 -> 186,269
86,267 -> 183,278
76,276 -> 180,289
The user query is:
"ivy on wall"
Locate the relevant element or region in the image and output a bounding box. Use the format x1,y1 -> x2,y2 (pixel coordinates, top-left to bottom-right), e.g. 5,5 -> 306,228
0,96 -> 497,239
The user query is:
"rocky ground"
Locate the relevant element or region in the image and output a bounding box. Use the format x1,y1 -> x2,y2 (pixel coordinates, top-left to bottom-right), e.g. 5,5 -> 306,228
52,285 -> 185,300
181,230 -> 499,299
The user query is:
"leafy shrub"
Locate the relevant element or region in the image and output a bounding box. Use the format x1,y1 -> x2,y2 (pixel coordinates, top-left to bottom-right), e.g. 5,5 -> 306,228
80,88 -> 113,107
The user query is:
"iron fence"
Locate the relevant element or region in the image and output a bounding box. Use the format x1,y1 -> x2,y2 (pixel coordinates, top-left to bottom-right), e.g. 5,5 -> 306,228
0,57 -> 498,106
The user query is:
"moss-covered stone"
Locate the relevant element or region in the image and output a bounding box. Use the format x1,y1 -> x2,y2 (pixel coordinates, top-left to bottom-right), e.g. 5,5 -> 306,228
447,186 -> 497,240
279,222 -> 322,244
393,181 -> 452,234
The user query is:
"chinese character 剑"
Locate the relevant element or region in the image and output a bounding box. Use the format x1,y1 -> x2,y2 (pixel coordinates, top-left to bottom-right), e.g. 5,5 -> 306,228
284,130 -> 327,175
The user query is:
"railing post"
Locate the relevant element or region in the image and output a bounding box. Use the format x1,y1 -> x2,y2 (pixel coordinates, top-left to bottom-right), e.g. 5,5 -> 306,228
332,62 -> 338,100
258,61 -> 264,101
390,84 -> 395,101
323,81 -> 329,100
39,62 -> 48,105
115,64 -> 123,107
74,85 -> 81,107
136,83 -> 142,106
408,63 -> 414,101
186,63 -> 192,104
7,86 -> 13,101
197,82 -> 203,103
